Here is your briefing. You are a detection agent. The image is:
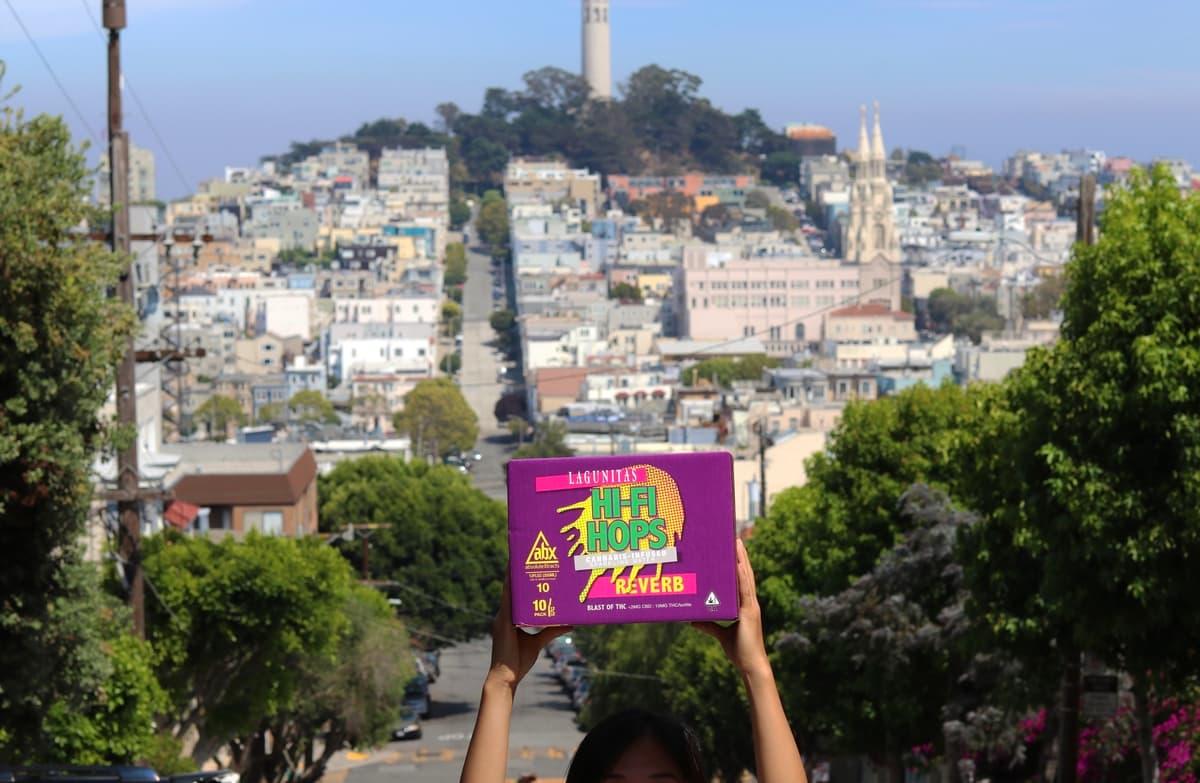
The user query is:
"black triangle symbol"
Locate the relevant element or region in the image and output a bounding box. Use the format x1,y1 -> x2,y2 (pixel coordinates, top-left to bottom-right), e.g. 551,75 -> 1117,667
705,592 -> 720,606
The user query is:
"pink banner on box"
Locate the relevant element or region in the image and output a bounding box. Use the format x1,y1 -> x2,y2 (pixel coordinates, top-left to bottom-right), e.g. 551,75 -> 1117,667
586,572 -> 698,599
535,467 -> 648,493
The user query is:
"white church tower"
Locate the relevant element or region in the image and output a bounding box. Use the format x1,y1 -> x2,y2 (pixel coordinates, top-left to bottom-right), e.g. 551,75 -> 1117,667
582,0 -> 612,100
844,102 -> 900,264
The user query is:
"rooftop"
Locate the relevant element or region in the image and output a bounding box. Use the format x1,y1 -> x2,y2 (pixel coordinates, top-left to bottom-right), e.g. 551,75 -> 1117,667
827,303 -> 915,320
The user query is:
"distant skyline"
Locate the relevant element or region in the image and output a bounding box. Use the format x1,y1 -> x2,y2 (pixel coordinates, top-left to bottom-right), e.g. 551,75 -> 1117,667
4,0 -> 1199,200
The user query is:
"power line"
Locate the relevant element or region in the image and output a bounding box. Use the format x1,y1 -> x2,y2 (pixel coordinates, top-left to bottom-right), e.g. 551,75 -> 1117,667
3,0 -> 101,142
79,0 -> 193,195
454,268 -> 908,389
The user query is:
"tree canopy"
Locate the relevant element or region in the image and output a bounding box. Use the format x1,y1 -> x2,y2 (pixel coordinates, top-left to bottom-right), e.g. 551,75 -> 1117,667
0,103 -> 137,757
393,378 -> 479,458
685,355 -> 780,388
318,457 -> 506,641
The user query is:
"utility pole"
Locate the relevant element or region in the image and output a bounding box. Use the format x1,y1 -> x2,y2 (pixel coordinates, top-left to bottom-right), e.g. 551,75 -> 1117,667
755,419 -> 769,518
104,0 -> 144,639
1057,172 -> 1096,783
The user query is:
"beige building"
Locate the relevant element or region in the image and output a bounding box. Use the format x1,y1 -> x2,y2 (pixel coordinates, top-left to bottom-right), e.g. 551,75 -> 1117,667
823,303 -> 917,343
98,141 -> 156,206
504,158 -> 602,216
733,429 -> 828,526
234,333 -> 303,375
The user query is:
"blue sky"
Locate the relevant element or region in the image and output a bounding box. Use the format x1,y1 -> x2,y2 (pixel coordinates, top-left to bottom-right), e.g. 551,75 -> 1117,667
4,0 -> 1199,200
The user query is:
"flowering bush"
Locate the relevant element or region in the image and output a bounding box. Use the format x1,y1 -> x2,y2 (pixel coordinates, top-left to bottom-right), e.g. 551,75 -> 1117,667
1078,698 -> 1200,783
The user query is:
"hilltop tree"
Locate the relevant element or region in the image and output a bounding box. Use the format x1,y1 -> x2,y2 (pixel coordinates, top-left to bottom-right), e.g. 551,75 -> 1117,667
393,378 -> 479,458
0,99 -> 137,756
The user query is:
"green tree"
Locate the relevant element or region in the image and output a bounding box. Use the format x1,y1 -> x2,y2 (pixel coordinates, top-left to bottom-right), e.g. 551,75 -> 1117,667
773,486 -> 1004,783
318,457 -> 506,640
744,190 -> 771,210
1020,273 -> 1067,319
393,377 -> 479,458
760,151 -> 802,187
629,190 -> 692,231
143,533 -> 358,771
6,563 -> 167,764
449,195 -> 471,229
513,419 -> 574,458
441,299 -> 463,336
445,241 -> 468,286
288,389 -> 339,425
440,352 -> 462,376
686,355 -> 780,388
752,383 -> 981,605
257,401 -> 284,425
0,101 -> 136,756
766,205 -> 799,232
608,281 -> 643,302
489,308 -> 515,333
960,167 -> 1200,783
232,587 -> 413,783
476,190 -> 510,258
195,394 -> 247,438
927,287 -> 1004,343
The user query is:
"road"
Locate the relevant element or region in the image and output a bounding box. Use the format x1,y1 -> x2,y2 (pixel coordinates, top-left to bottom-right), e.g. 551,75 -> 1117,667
458,234 -> 514,501
328,639 -> 583,783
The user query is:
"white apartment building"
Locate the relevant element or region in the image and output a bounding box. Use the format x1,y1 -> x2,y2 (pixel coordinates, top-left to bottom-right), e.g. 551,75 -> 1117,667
326,322 -> 437,379
332,295 -> 440,325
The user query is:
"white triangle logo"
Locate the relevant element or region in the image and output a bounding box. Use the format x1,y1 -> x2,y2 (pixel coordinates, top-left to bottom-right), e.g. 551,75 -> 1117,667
705,591 -> 720,607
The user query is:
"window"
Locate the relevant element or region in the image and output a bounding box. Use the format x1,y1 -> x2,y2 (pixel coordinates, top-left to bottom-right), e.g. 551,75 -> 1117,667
795,324 -> 806,340
791,279 -> 810,289
750,281 -> 765,289
394,348 -> 404,357
792,296 -> 811,307
816,280 -> 835,289
769,280 -> 787,289
841,279 -> 859,289
743,326 -> 756,337
244,510 -> 284,536
860,381 -> 872,396
838,381 -> 849,396
769,326 -> 781,339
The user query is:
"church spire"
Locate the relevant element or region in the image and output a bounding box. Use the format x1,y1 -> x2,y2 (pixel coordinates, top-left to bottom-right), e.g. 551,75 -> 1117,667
857,104 -> 870,162
871,100 -> 886,161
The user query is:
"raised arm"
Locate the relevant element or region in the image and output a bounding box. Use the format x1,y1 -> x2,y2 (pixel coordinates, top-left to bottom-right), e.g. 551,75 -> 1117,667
693,539 -> 807,783
460,575 -> 571,783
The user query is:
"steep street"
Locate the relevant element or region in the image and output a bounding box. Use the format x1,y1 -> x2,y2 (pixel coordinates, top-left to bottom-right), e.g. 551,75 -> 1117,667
459,233 -> 513,501
328,640 -> 583,783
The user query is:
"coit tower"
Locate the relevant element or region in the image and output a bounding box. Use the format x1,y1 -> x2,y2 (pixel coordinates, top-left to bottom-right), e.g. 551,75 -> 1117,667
582,0 -> 612,100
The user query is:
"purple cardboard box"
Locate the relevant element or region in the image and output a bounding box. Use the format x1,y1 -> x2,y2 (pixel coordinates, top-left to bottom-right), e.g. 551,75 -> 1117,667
507,452 -> 739,628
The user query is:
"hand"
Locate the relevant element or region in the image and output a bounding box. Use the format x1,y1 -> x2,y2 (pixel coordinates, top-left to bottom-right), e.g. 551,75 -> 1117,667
692,538 -> 771,677
486,574 -> 572,691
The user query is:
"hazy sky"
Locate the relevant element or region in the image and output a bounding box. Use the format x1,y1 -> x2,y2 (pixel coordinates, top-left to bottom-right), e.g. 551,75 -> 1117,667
4,0 -> 1199,200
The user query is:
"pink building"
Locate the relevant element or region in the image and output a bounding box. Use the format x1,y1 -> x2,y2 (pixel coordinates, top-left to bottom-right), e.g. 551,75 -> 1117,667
678,247 -> 899,357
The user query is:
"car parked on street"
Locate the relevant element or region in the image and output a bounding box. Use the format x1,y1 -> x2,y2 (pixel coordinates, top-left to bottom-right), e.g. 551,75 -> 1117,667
404,674 -> 431,719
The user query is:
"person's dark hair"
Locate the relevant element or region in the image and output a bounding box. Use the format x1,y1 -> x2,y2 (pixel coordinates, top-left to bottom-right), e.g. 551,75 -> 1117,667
565,709 -> 707,783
